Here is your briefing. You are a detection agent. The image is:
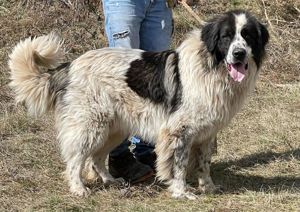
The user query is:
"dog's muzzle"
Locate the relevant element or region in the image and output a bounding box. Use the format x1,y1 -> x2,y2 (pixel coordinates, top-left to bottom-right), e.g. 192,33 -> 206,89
225,47 -> 249,83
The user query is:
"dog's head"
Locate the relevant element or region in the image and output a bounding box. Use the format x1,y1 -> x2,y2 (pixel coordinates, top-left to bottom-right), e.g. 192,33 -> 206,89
201,10 -> 269,82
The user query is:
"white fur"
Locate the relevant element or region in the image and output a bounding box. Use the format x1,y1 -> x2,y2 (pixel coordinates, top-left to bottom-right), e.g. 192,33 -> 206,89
9,19 -> 264,198
226,14 -> 252,64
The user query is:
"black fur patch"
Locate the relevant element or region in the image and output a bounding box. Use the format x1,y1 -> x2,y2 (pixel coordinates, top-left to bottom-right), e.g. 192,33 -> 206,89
169,54 -> 182,113
241,17 -> 269,68
126,51 -> 182,113
201,11 -> 236,66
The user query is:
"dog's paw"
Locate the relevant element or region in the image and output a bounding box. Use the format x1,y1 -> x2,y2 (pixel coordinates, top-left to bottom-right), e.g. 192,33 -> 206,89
115,177 -> 125,184
172,191 -> 197,200
70,185 -> 91,197
198,176 -> 220,194
103,177 -> 125,186
198,182 -> 219,194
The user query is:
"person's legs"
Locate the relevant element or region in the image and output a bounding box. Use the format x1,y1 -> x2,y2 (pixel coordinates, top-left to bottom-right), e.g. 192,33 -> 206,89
131,0 -> 173,169
140,0 -> 173,51
103,0 -> 146,49
103,0 -> 172,51
103,0 -> 146,157
103,0 -> 154,182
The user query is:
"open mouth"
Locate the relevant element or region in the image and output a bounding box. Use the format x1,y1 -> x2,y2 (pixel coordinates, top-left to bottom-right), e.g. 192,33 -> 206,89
227,62 -> 248,83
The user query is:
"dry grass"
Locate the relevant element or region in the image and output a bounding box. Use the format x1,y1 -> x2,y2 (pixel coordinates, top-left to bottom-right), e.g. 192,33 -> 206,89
0,0 -> 299,211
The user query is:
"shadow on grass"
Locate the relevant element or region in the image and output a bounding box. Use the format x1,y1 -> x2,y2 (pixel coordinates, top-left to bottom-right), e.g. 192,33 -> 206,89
212,148 -> 300,193
88,149 -> 300,198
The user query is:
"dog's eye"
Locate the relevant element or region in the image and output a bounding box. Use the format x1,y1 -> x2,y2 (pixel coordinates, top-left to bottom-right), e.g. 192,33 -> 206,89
244,34 -> 251,40
221,33 -> 232,39
241,29 -> 255,41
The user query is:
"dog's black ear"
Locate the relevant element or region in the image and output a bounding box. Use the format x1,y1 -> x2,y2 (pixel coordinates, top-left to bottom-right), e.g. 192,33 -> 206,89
201,19 -> 222,66
259,23 -> 269,47
201,20 -> 219,53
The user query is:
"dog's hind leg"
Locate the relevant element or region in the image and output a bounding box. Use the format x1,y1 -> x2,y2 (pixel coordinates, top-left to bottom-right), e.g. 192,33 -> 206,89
86,132 -> 126,185
58,97 -> 114,196
64,152 -> 91,196
189,136 -> 217,194
60,120 -> 112,196
156,126 -> 196,200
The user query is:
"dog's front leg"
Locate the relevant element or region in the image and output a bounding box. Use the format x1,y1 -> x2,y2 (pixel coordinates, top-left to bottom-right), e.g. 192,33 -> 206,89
156,127 -> 196,200
189,136 -> 217,194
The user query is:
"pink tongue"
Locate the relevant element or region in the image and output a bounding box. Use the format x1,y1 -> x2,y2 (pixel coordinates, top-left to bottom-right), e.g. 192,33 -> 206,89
228,63 -> 246,82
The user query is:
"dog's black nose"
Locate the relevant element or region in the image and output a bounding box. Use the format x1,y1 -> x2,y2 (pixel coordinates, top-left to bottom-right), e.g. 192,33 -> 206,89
233,48 -> 246,61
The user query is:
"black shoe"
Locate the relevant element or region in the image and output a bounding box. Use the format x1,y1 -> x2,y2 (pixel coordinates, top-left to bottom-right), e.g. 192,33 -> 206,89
136,151 -> 157,170
109,150 -> 154,183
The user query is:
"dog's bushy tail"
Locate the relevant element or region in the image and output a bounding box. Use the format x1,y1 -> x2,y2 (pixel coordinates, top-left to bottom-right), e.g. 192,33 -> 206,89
9,33 -> 65,117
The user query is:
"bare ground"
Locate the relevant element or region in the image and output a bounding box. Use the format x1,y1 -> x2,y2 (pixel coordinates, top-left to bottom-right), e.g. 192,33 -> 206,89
0,0 -> 300,211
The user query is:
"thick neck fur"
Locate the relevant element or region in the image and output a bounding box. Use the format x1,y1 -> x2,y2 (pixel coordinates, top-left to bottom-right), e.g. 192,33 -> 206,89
175,29 -> 260,129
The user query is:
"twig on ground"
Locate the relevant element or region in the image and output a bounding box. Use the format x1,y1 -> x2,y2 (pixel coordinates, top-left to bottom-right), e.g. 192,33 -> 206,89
180,1 -> 206,26
260,76 -> 279,87
269,19 -> 300,27
274,83 -> 300,88
21,0 -> 27,6
59,0 -> 74,10
0,6 -> 10,13
261,0 -> 277,36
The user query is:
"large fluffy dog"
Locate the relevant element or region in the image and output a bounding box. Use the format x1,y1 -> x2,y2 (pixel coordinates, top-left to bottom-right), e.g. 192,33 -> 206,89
9,10 -> 269,199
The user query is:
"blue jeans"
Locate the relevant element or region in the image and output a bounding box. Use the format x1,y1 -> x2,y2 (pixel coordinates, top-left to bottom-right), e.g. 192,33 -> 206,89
103,0 -> 173,51
103,0 -> 173,157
